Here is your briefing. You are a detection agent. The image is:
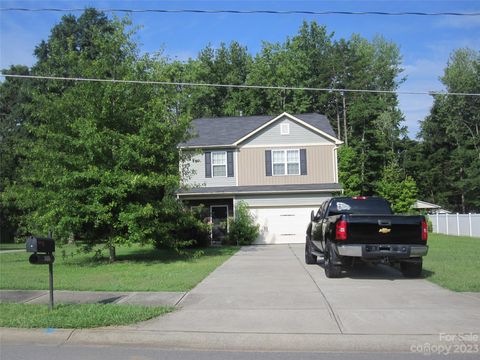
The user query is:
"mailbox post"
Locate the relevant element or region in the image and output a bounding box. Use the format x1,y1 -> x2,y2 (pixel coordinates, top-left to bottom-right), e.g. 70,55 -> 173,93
26,235 -> 55,310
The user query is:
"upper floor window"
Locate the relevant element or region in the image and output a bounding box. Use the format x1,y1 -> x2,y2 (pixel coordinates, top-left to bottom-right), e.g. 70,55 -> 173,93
272,149 -> 300,176
212,151 -> 227,177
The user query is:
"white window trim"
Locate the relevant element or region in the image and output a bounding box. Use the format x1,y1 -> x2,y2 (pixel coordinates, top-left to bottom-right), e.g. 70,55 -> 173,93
272,149 -> 300,176
280,123 -> 290,135
211,151 -> 227,178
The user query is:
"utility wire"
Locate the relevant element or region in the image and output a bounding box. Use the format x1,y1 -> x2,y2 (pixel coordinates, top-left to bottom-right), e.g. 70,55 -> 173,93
2,73 -> 479,97
1,8 -> 479,16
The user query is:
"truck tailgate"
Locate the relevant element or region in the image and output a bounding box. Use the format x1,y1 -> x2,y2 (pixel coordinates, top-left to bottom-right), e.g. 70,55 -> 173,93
345,215 -> 424,245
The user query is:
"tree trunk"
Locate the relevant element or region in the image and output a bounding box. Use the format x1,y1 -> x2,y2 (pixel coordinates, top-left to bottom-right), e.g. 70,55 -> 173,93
68,233 -> 75,245
342,93 -> 348,146
460,166 -> 466,213
335,96 -> 341,140
360,122 -> 366,192
109,245 -> 116,262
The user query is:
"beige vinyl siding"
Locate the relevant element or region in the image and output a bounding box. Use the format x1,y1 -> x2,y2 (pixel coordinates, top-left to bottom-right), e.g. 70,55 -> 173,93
240,117 -> 331,146
238,145 -> 336,186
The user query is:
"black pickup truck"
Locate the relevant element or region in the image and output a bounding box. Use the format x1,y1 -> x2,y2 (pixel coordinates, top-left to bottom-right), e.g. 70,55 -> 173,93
305,196 -> 428,278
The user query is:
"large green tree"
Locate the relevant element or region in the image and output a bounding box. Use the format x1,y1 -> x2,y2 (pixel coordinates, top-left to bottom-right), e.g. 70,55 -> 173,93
184,41 -> 253,118
2,11 -> 193,259
418,48 -> 480,212
337,35 -> 406,194
0,65 -> 33,242
33,8 -> 117,76
246,22 -> 334,115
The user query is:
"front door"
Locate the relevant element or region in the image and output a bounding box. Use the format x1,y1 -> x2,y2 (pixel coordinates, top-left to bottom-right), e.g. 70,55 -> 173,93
211,205 -> 228,244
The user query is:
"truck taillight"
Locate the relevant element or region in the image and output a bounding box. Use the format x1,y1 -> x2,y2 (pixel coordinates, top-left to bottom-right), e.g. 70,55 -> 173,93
336,220 -> 348,240
421,218 -> 428,241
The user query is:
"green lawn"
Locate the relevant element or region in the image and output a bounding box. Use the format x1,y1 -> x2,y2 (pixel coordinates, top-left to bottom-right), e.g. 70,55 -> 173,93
423,233 -> 480,292
0,303 -> 172,328
0,244 -> 238,292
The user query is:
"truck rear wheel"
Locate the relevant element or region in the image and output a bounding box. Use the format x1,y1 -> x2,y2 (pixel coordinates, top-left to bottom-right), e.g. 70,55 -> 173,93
400,259 -> 423,278
324,242 -> 342,278
305,236 -> 317,264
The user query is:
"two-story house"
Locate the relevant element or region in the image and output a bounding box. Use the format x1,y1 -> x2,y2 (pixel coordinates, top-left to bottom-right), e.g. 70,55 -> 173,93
178,112 -> 343,244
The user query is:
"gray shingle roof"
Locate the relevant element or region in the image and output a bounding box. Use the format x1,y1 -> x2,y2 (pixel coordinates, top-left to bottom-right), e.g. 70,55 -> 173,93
178,183 -> 342,195
180,113 -> 337,147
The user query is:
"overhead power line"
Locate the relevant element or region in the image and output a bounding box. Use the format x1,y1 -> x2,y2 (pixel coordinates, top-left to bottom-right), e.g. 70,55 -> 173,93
1,8 -> 479,16
2,73 -> 479,97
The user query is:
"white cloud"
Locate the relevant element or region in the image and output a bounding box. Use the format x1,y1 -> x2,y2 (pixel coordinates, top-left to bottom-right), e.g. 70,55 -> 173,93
398,91 -> 435,138
398,93 -> 434,138
399,58 -> 447,138
426,38 -> 480,58
435,16 -> 480,29
403,59 -> 445,79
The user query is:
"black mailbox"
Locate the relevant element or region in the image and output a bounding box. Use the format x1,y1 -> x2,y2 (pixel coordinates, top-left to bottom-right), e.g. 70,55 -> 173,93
29,253 -> 55,265
26,236 -> 55,253
25,235 -> 56,308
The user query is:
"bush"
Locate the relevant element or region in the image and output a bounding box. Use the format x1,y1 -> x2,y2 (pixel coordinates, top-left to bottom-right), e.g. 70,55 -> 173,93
426,217 -> 433,232
154,199 -> 211,250
225,202 -> 259,246
183,205 -> 212,248
376,160 -> 418,213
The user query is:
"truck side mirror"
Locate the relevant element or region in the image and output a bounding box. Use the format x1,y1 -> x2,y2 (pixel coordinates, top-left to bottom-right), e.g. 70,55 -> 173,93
311,210 -> 315,222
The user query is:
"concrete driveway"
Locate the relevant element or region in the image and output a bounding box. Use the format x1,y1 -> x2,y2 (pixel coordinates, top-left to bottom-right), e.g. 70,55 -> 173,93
137,244 -> 480,336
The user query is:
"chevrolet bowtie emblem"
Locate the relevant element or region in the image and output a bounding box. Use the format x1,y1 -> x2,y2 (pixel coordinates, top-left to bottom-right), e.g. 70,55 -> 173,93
379,227 -> 391,234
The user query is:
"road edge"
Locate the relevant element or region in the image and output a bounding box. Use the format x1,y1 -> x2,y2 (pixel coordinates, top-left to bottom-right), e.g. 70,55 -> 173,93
1,328 -> 470,352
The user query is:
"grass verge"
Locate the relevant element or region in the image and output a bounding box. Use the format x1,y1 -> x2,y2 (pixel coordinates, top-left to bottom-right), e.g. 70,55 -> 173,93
423,233 -> 480,292
0,303 -> 172,328
0,245 -> 238,292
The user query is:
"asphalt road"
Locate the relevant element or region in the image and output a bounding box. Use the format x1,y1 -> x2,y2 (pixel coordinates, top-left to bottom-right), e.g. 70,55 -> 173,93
2,344 -> 479,360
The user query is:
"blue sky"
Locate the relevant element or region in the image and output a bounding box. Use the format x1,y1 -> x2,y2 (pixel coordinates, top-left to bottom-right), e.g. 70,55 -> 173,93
1,0 -> 479,137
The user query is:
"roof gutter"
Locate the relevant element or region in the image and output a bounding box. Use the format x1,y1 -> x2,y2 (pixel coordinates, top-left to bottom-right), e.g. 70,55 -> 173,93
178,144 -> 237,149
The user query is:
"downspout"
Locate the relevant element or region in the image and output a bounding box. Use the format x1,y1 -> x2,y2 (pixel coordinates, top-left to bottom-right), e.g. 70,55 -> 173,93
333,145 -> 339,183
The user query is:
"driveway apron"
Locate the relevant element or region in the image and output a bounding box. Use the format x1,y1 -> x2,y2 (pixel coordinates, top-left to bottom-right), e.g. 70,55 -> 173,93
137,244 -> 480,336
138,245 -> 339,334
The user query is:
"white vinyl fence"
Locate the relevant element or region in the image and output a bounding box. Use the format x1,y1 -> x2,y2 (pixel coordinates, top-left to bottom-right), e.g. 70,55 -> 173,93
429,213 -> 480,237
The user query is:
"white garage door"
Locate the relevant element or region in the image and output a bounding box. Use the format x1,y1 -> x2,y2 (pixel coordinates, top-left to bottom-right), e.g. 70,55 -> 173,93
250,207 -> 316,244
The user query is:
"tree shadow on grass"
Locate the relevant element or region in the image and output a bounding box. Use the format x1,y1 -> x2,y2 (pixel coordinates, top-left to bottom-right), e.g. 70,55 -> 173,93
421,268 -> 435,278
62,246 -> 239,267
115,246 -> 238,262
